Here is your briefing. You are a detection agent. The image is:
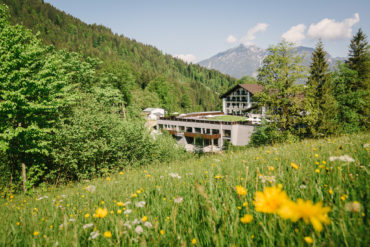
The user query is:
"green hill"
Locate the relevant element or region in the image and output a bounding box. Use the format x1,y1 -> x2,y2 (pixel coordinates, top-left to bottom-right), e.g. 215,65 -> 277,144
0,0 -> 237,113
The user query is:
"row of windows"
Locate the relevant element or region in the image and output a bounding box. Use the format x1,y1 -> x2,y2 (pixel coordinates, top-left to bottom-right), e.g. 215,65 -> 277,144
158,124 -> 231,137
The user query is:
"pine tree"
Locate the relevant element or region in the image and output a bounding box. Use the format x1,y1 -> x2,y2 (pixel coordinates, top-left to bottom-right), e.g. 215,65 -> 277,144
347,28 -> 370,88
307,40 -> 338,136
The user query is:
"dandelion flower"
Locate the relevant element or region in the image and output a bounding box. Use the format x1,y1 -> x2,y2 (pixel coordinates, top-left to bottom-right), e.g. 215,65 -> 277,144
304,236 -> 313,244
142,216 -> 148,222
235,185 -> 247,196
85,213 -> 90,218
160,230 -> 165,235
214,175 -> 223,179
192,238 -> 197,245
117,201 -> 125,207
280,199 -> 331,232
103,231 -> 112,238
240,214 -> 253,224
291,162 -> 299,170
95,208 -> 108,218
315,169 -> 320,173
254,186 -> 290,213
340,194 -> 348,201
33,231 -> 39,236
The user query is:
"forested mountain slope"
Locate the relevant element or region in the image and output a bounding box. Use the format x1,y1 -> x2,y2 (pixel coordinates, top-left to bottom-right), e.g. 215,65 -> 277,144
0,0 -> 237,112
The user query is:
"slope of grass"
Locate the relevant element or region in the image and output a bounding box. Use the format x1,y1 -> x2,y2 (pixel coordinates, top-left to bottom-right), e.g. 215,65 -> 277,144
1,133 -> 369,246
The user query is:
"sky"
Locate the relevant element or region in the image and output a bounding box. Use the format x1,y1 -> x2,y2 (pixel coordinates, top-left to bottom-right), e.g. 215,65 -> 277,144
44,0 -> 370,63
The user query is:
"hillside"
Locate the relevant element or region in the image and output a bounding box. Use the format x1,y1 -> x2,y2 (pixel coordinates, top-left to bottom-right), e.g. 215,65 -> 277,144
1,133 -> 369,246
199,44 -> 345,79
0,0 -> 237,112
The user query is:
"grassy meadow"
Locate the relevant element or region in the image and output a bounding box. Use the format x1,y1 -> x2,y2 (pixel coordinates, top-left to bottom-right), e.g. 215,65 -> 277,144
1,133 -> 369,246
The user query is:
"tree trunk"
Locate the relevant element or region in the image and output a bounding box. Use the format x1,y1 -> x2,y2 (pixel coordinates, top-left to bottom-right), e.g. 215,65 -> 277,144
22,162 -> 27,193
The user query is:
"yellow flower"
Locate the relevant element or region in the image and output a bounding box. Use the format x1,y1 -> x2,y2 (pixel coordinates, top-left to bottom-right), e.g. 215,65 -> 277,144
254,186 -> 290,213
340,194 -> 348,201
131,193 -> 138,198
329,189 -> 333,195
100,201 -> 105,205
322,161 -> 327,165
85,213 -> 90,218
119,171 -> 124,175
214,175 -> 223,179
142,216 -> 148,222
160,229 -> 165,235
103,231 -> 112,238
136,190 -> 141,194
267,166 -> 274,171
240,214 -> 253,224
145,174 -> 151,178
16,222 -> 20,226
95,207 -> 108,218
315,169 -> 320,173
237,206 -> 242,210
117,209 -> 122,214
106,177 -> 111,181
192,238 -> 197,245
280,199 -> 331,232
33,231 -> 39,236
291,162 -> 299,170
117,202 -> 125,207
315,154 -> 319,158
315,161 -> 320,165
235,185 -> 247,196
304,236 -> 313,244
243,202 -> 248,207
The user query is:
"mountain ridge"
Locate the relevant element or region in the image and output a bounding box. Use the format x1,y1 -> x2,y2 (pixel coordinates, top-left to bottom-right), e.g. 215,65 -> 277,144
199,44 -> 345,79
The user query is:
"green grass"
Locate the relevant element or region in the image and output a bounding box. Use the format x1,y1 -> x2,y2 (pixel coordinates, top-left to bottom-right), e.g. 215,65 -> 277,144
209,115 -> 247,122
1,133 -> 369,246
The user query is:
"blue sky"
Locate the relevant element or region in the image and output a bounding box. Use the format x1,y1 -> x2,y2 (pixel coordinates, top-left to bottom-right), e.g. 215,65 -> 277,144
44,0 -> 370,63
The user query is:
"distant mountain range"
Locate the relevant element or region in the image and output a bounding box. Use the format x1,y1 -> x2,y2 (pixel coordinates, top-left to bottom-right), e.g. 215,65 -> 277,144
198,44 -> 346,79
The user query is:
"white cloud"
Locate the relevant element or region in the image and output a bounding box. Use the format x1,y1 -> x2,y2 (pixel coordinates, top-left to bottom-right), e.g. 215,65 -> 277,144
226,35 -> 237,44
281,24 -> 307,44
241,23 -> 269,45
175,54 -> 196,63
307,13 -> 360,40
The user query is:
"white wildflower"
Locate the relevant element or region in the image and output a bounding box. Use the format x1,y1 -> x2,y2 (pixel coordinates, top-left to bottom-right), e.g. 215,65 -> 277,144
36,196 -> 48,201
144,221 -> 152,228
124,201 -> 131,205
86,185 -> 96,193
124,209 -> 132,214
258,175 -> 276,184
135,225 -> 143,235
363,143 -> 370,148
299,184 -> 307,190
59,223 -> 66,229
69,218 -> 76,222
132,219 -> 141,225
135,201 -> 146,208
169,173 -> 181,179
174,197 -> 183,204
123,222 -> 132,229
83,223 -> 94,229
345,201 -> 362,213
90,231 -> 99,240
329,155 -> 355,163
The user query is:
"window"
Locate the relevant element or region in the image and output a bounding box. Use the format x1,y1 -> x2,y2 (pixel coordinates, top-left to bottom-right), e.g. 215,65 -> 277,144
194,128 -> 201,133
212,129 -> 219,135
186,127 -> 192,132
179,126 -> 185,132
223,129 -> 231,137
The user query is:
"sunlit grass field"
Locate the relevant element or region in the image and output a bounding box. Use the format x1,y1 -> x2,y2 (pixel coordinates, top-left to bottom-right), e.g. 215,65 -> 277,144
1,133 -> 369,246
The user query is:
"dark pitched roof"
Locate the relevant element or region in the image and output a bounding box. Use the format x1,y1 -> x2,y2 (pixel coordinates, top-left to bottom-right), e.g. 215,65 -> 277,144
220,84 -> 264,98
